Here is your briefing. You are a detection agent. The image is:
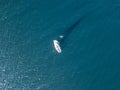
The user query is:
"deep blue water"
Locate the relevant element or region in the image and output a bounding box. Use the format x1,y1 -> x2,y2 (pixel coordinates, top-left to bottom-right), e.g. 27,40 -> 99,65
0,0 -> 120,90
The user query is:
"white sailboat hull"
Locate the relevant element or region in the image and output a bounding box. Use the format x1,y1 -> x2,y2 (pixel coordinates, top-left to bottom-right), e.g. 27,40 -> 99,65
53,40 -> 62,53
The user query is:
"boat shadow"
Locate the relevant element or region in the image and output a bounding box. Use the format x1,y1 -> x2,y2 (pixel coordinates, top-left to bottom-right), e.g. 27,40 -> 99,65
57,18 -> 81,49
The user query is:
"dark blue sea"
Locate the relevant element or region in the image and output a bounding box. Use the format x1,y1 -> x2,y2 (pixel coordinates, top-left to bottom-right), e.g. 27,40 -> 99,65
0,0 -> 120,90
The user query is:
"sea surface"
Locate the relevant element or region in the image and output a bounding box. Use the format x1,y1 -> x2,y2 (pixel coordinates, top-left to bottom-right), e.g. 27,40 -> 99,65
0,0 -> 120,90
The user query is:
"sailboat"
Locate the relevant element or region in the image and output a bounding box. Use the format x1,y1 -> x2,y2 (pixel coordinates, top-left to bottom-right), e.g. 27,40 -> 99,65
53,40 -> 62,53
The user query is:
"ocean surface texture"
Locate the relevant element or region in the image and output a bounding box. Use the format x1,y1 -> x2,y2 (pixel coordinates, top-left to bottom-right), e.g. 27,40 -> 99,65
0,0 -> 120,90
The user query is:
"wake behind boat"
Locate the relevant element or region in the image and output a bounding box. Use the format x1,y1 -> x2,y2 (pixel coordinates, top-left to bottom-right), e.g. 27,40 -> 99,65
53,40 -> 62,53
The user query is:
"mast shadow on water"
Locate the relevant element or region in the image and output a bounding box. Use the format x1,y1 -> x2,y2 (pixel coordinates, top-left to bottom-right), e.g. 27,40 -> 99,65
57,18 -> 81,49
